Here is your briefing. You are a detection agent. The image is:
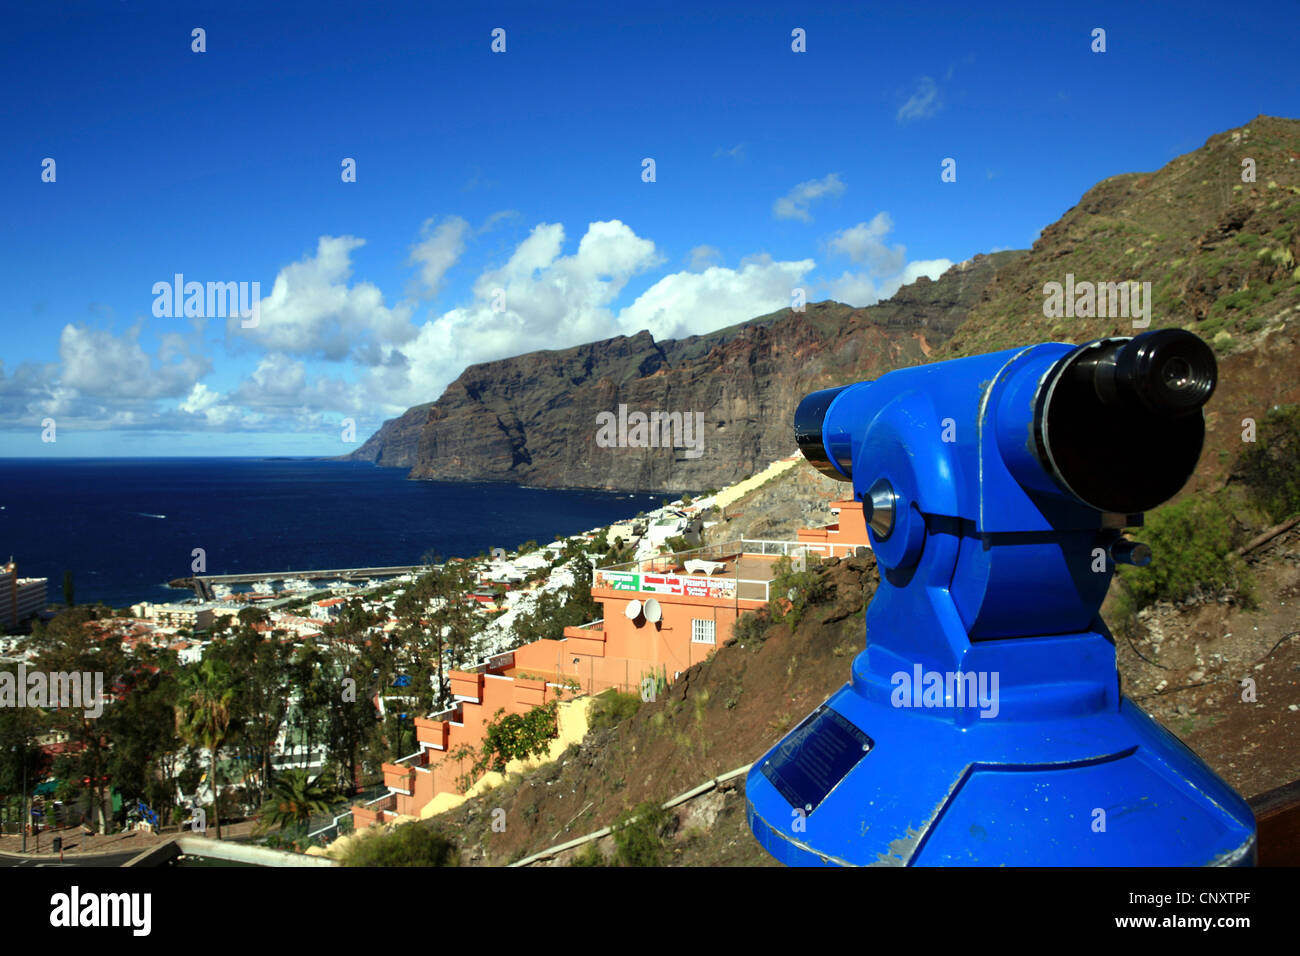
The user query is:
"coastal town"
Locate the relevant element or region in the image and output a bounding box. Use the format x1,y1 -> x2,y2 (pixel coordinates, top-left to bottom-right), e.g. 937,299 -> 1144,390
0,455 -> 872,861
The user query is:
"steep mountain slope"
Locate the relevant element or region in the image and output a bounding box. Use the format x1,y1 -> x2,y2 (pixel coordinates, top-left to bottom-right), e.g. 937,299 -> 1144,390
713,116 -> 1300,536
415,534 -> 1300,866
350,251 -> 1022,491
940,115 -> 1300,495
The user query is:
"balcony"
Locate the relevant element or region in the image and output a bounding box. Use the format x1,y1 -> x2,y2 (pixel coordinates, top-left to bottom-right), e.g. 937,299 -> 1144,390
562,618 -> 606,656
352,792 -> 396,829
382,761 -> 416,794
593,538 -> 806,604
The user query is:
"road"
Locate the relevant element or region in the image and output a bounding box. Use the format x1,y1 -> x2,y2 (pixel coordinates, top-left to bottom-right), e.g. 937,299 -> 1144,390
0,849 -> 140,867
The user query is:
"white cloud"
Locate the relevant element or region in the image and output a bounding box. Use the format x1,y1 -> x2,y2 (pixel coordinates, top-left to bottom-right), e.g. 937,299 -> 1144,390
897,77 -> 940,123
59,323 -> 207,400
827,213 -> 906,275
773,173 -> 845,222
3,214 -> 957,442
409,216 -> 469,296
372,222 -> 815,410
829,258 -> 954,307
714,143 -> 746,161
370,220 -> 664,411
616,254 -> 815,341
477,210 -> 520,234
687,245 -> 721,271
824,212 -> 952,306
827,272 -> 884,307
228,235 -> 416,364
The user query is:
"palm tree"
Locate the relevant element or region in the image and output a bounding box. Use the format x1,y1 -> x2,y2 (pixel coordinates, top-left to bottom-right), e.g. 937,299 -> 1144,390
256,769 -> 334,846
174,658 -> 237,840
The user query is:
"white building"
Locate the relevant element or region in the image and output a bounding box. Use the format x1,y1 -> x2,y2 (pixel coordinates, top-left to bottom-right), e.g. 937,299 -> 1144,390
311,597 -> 346,621
1,559 -> 48,630
146,603 -> 216,630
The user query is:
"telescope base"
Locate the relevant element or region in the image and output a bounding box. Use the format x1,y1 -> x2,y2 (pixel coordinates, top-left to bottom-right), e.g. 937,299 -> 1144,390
745,684 -> 1256,866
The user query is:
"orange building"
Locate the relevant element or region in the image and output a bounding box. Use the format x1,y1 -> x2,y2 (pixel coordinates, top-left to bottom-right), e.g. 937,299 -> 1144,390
355,655 -> 571,827
795,499 -> 872,557
353,520 -> 872,828
353,542 -> 789,826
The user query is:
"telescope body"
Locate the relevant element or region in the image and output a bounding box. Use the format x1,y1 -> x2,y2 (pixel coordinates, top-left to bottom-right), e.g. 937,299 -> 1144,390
746,332 -> 1255,866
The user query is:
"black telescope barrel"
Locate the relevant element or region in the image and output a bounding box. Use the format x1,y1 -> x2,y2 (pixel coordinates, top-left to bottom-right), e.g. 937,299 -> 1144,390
795,385 -> 852,481
1041,328 -> 1217,514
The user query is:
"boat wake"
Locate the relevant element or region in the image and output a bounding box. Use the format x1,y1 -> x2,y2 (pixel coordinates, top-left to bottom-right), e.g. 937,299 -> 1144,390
135,512 -> 167,519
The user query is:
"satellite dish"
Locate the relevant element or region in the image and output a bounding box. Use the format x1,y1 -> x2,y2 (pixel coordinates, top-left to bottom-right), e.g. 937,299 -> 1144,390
643,598 -> 662,623
625,599 -> 643,620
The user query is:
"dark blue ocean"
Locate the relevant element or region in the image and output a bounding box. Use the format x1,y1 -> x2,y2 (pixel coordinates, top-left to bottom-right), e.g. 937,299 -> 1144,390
0,458 -> 656,608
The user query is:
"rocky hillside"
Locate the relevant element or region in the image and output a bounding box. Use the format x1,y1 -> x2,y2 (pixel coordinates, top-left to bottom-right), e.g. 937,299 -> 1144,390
714,115 -> 1300,536
407,530 -> 1300,866
940,115 -> 1300,496
349,252 -> 1022,491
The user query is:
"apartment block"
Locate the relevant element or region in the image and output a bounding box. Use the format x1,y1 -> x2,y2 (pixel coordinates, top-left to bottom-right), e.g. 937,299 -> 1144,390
1,559 -> 48,630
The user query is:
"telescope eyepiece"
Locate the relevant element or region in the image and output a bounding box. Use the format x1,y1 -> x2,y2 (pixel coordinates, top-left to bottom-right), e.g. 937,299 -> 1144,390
1072,328 -> 1216,415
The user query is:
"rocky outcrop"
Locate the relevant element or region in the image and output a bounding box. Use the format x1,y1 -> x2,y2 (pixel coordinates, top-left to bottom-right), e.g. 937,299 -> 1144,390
351,252 -> 1022,491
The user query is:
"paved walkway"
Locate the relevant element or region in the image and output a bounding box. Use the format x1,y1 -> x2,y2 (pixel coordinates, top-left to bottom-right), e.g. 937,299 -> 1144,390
0,818 -> 261,861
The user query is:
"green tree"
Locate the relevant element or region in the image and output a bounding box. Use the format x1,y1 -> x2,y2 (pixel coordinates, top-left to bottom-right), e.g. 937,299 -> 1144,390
205,627 -> 292,807
474,703 -> 559,776
29,606 -> 122,834
0,692 -> 48,835
321,645 -> 380,794
104,654 -> 183,828
62,571 -> 74,607
255,769 -> 334,842
174,657 -> 240,839
1236,404 -> 1300,524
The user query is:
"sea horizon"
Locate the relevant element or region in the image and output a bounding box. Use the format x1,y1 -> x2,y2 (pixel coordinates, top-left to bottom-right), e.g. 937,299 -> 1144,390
0,457 -> 666,609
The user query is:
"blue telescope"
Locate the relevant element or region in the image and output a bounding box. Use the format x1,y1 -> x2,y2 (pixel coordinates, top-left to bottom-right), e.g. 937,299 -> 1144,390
746,329 -> 1256,865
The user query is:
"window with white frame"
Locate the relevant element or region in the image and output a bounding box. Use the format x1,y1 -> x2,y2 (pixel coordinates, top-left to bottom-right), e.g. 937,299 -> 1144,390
691,619 -> 716,644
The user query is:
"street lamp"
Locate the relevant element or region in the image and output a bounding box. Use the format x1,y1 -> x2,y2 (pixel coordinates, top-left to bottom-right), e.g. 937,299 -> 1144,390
10,740 -> 27,854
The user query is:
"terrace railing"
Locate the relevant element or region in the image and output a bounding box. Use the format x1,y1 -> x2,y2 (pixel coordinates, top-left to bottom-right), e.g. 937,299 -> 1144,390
595,537 -> 858,575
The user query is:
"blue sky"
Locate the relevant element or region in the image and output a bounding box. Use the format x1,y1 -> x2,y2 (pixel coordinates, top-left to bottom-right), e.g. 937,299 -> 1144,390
2,0 -> 1296,456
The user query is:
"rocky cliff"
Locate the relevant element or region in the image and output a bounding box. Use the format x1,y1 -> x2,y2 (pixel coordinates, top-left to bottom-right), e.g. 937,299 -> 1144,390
350,250 -> 1023,490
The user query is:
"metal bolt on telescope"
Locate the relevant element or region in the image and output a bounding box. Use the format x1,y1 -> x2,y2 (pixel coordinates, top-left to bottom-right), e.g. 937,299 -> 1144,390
745,329 -> 1256,866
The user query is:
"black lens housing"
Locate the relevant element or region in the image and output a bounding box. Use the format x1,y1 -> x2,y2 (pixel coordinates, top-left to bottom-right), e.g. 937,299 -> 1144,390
1036,329 -> 1217,513
794,385 -> 851,481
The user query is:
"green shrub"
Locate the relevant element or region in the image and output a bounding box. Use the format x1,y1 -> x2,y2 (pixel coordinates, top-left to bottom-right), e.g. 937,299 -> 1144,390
731,608 -> 772,645
1113,495 -> 1254,617
611,800 -> 675,866
569,841 -> 608,867
1236,404 -> 1300,524
767,555 -> 829,628
342,823 -> 458,867
476,703 -> 560,775
588,689 -> 640,733
663,535 -> 692,553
